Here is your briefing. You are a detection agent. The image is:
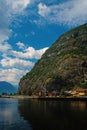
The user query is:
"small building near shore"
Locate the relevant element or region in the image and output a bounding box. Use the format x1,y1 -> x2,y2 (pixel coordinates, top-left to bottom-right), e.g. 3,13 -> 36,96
64,88 -> 87,97
76,88 -> 87,96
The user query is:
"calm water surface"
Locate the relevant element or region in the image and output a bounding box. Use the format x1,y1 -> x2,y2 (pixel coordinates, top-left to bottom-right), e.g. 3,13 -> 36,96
0,98 -> 87,130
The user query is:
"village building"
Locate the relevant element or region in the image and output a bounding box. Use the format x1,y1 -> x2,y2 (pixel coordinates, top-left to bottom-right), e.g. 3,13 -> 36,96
76,88 -> 87,96
64,88 -> 87,97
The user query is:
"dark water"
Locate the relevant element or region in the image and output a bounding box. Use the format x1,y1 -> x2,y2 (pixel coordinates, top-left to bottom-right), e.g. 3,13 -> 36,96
0,98 -> 87,130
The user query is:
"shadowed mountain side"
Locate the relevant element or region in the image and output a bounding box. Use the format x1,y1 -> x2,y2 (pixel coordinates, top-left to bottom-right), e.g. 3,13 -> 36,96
0,81 -> 17,94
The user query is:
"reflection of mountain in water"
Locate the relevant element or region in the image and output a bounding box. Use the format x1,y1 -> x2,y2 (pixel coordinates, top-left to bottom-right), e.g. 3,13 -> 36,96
18,99 -> 87,130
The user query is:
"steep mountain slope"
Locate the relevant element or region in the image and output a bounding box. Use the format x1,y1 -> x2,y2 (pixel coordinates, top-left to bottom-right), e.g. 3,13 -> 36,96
19,23 -> 87,95
0,81 -> 17,94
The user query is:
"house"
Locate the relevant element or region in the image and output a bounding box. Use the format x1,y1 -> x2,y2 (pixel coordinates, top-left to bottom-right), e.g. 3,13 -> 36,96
51,90 -> 59,96
70,90 -> 77,96
64,89 -> 87,97
46,90 -> 59,97
76,88 -> 87,96
64,90 -> 72,96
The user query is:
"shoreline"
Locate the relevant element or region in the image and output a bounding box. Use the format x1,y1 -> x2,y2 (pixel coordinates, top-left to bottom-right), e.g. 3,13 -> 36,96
0,95 -> 38,99
38,96 -> 87,101
1,95 -> 87,101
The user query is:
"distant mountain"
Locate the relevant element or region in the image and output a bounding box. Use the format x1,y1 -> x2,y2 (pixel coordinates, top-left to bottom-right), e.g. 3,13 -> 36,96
0,81 -> 17,94
19,23 -> 87,95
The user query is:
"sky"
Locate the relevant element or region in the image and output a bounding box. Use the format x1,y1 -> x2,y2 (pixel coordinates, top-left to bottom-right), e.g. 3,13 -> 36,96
0,0 -> 87,87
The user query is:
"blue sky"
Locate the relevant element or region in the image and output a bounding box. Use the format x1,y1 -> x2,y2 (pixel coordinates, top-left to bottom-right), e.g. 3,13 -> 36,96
0,0 -> 87,87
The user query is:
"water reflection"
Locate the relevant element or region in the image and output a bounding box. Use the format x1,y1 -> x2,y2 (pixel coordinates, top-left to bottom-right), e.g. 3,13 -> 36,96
18,99 -> 87,130
70,101 -> 87,111
0,98 -> 32,130
0,98 -> 87,130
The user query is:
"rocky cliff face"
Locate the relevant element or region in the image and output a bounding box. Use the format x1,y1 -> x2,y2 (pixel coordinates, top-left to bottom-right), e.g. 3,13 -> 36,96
19,23 -> 87,95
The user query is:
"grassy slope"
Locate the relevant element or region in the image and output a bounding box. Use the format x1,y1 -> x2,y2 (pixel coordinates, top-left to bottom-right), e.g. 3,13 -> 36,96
19,23 -> 87,95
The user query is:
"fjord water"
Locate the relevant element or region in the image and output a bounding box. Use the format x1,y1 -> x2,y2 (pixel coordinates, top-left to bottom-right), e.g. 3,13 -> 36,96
0,98 -> 87,130
0,98 -> 32,130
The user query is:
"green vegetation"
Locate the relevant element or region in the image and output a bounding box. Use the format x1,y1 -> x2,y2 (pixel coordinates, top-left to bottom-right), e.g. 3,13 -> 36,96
19,23 -> 87,96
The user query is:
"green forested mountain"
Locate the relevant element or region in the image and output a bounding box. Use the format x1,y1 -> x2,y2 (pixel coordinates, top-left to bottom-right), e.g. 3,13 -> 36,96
19,23 -> 87,95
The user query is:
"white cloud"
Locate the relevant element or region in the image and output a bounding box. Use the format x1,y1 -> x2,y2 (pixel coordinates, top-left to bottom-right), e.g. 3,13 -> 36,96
0,29 -> 12,44
0,42 -> 12,52
16,42 -> 25,50
38,0 -> 87,25
1,43 -> 48,60
10,46 -> 48,59
1,57 -> 34,70
6,0 -> 31,14
0,0 -> 32,86
38,3 -> 50,17
34,47 -> 49,59
0,56 -> 34,85
0,1 -> 12,43
0,44 -> 48,85
0,0 -> 31,44
0,0 -> 49,86
0,68 -> 29,86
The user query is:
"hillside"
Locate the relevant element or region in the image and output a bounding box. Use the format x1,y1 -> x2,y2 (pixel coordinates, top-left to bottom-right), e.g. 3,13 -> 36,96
0,81 -> 17,95
19,23 -> 87,95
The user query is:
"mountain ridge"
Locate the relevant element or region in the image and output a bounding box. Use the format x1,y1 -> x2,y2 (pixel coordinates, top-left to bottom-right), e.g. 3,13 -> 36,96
0,81 -> 17,94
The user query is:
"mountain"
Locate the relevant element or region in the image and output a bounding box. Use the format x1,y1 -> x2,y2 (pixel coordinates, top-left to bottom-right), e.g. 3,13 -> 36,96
0,81 -> 17,95
19,23 -> 87,95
